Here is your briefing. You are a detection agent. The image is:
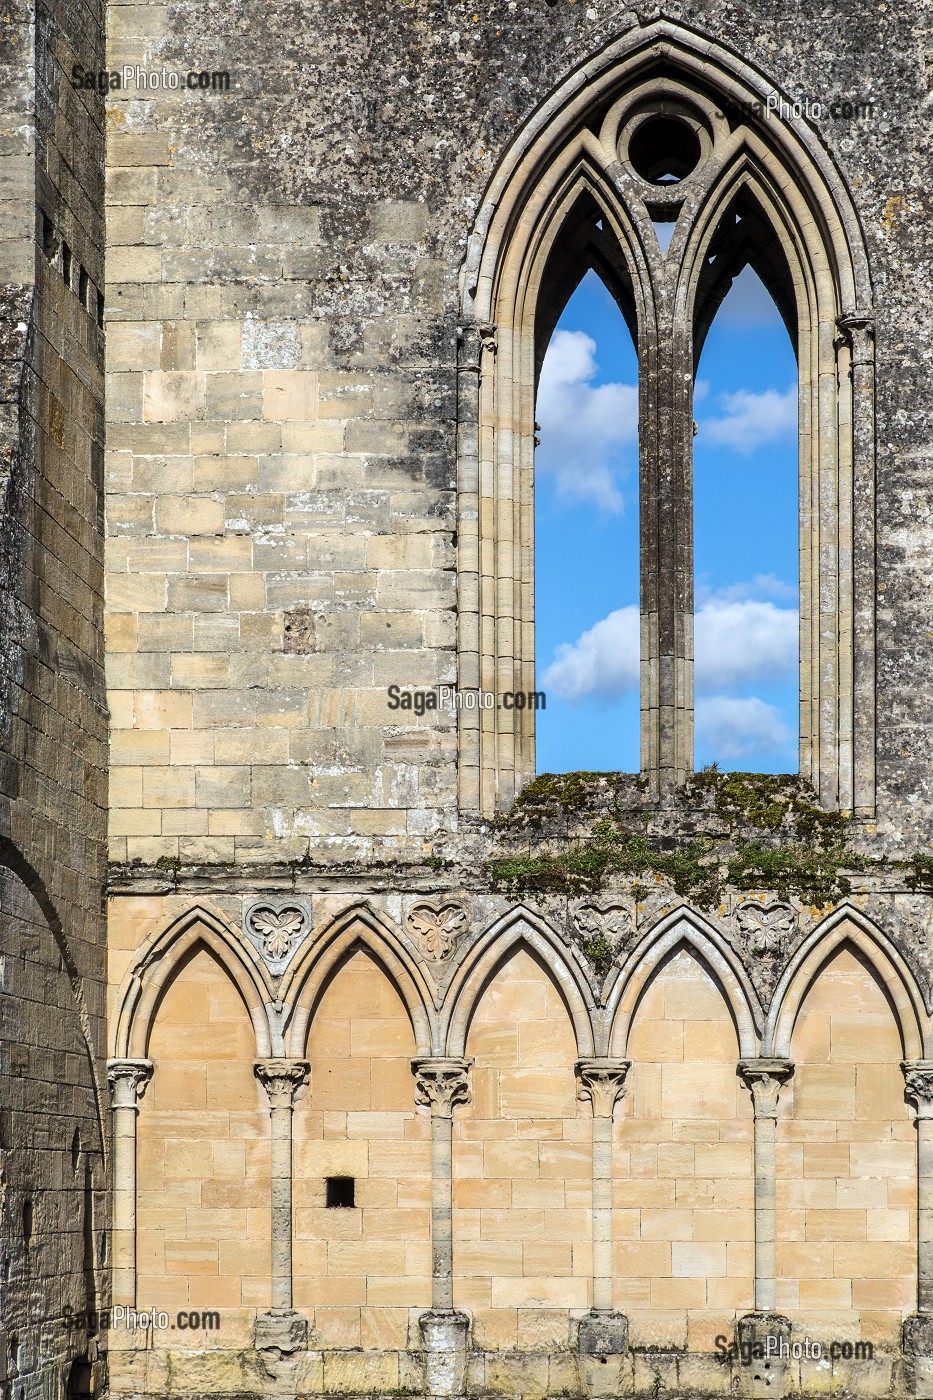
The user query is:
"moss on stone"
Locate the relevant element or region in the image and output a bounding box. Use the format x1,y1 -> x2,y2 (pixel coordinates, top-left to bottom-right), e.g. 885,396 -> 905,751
686,770 -> 848,846
907,852 -> 933,891
490,770 -> 861,906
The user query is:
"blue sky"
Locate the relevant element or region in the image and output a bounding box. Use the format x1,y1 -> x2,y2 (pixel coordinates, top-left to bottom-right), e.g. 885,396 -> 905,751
534,264 -> 798,775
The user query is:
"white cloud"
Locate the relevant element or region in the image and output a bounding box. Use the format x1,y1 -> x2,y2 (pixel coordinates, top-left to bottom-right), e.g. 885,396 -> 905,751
536,329 -> 638,513
695,695 -> 791,760
695,597 -> 798,690
542,587 -> 797,703
697,573 -> 797,605
700,384 -> 796,454
542,605 -> 639,702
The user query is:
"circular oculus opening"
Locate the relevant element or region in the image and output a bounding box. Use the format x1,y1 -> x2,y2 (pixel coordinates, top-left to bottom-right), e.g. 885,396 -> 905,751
628,115 -> 702,185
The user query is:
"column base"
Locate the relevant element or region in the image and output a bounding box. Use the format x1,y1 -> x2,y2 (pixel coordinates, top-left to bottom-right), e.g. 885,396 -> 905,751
577,1310 -> 629,1356
253,1310 -> 309,1354
418,1310 -> 470,1397
903,1315 -> 933,1398
735,1313 -> 791,1399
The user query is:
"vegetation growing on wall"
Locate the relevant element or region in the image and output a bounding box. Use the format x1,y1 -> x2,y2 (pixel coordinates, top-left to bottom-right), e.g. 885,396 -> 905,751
490,770 -> 863,907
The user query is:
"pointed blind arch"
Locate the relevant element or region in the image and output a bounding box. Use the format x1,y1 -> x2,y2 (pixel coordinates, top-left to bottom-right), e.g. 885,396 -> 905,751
457,20 -> 874,816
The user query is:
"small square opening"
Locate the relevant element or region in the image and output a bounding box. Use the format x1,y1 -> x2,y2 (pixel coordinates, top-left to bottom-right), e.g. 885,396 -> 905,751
325,1176 -> 355,1208
41,214 -> 55,260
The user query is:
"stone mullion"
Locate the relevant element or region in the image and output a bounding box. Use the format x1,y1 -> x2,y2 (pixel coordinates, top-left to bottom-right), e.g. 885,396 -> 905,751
639,318 -> 662,790
671,317 -> 695,787
106,1057 -> 153,1307
738,1058 -> 794,1312
254,1058 -> 310,1319
643,290 -> 694,797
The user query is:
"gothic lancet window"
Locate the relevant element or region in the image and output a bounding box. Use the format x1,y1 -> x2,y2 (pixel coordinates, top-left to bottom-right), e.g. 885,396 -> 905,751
692,260 -> 800,774
534,267 -> 640,774
458,24 -> 875,815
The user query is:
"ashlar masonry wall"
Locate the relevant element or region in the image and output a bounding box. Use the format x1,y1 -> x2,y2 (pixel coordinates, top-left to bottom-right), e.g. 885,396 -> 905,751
100,1 -> 933,1397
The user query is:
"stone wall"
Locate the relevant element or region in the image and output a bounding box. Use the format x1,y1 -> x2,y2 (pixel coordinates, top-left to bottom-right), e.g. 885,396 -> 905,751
0,0 -> 108,1386
93,0 -> 933,1395
103,881 -> 933,1398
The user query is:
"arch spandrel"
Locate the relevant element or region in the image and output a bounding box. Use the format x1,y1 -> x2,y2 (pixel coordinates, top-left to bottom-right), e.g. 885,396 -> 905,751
111,904 -> 275,1060
765,907 -> 928,1061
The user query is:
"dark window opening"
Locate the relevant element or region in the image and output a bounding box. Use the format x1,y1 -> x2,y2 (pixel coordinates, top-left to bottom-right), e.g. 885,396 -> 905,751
42,214 -> 55,260
78,266 -> 89,307
325,1176 -> 355,1208
61,242 -> 72,287
629,115 -> 701,184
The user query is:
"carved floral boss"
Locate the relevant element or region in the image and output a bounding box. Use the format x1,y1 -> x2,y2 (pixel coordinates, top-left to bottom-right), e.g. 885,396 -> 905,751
735,900 -> 797,955
242,897 -> 312,975
406,903 -> 467,961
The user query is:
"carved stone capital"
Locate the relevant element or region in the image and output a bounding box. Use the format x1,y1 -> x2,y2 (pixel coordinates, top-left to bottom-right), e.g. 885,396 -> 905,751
738,1058 -> 794,1119
106,1058 -> 153,1111
576,1058 -> 631,1119
836,309 -> 875,362
478,322 -> 497,356
903,1061 -> 933,1119
412,1058 -> 472,1118
254,1058 -> 310,1110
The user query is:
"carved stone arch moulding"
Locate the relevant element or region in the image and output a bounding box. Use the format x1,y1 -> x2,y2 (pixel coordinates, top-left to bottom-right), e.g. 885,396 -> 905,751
441,906 -> 598,1059
280,903 -> 437,1059
606,909 -> 763,1059
111,904 -> 275,1061
457,19 -> 874,816
763,908 -> 929,1061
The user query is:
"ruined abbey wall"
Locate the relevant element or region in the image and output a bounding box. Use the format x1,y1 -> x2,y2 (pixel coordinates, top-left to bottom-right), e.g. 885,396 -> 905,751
5,1 -> 933,1399
0,0 -> 109,1392
100,2 -> 933,1396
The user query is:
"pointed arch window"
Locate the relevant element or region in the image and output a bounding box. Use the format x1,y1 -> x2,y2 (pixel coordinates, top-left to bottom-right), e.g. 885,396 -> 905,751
457,24 -> 875,816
